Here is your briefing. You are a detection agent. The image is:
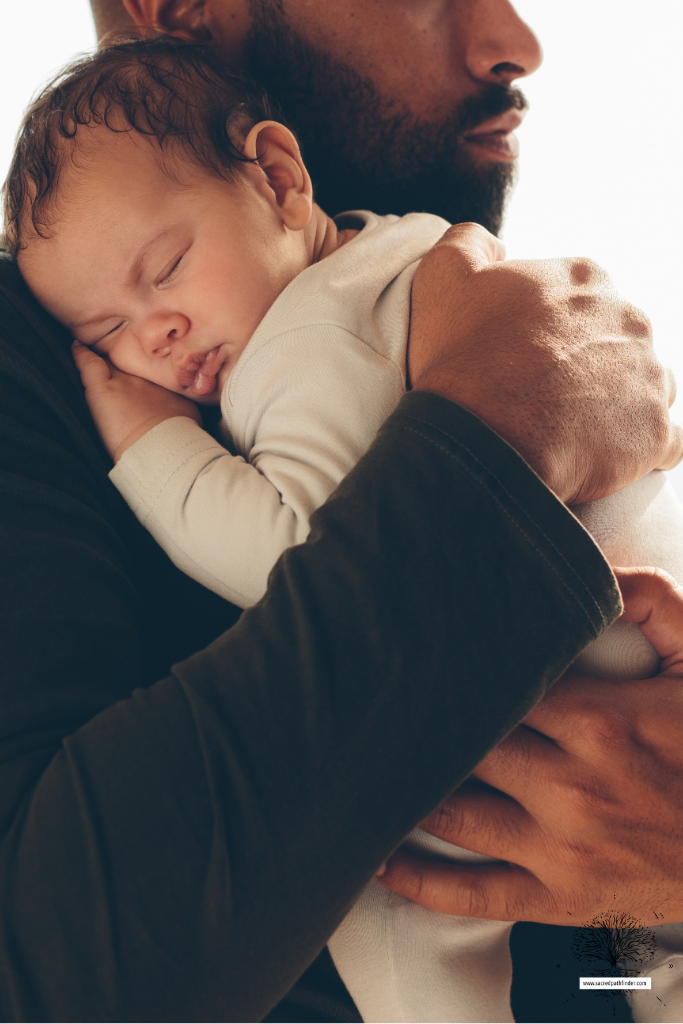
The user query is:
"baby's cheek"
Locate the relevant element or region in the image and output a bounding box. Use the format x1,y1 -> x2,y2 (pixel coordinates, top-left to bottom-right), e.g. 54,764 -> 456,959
108,341 -> 168,389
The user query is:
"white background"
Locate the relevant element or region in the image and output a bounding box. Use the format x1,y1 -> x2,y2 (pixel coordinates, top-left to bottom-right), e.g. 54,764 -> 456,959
507,0 -> 683,416
1,0 -> 683,470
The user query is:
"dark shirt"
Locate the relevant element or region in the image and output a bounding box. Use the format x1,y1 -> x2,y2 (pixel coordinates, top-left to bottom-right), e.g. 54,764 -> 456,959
0,254 -> 619,1022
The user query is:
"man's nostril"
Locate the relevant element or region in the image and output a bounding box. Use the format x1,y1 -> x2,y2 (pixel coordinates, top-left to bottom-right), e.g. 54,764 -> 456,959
491,61 -> 525,76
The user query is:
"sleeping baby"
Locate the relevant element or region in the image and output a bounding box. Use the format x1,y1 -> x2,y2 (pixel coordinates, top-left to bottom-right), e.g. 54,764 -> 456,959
7,36 -> 683,1024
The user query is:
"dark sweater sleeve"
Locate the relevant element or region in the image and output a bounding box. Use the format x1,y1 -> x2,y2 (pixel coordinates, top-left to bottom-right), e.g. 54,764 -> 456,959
0,256 -> 620,1022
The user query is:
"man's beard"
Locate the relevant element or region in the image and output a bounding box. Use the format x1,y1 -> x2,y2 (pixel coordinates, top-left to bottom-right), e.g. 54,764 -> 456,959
243,1 -> 527,234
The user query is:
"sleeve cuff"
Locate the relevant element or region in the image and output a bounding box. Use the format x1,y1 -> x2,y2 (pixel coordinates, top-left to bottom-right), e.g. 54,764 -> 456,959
109,417 -> 228,521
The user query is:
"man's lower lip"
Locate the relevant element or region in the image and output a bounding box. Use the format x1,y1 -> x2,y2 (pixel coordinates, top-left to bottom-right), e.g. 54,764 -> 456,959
464,132 -> 519,160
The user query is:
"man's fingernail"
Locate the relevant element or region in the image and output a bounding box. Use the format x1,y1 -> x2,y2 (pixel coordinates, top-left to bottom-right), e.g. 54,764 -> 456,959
375,861 -> 387,877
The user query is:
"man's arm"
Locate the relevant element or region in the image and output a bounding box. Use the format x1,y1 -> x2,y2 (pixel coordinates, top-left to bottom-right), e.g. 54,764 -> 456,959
0,388 -> 617,1023
0,217 -> 680,1021
378,568 -> 683,926
0,244 -> 621,1021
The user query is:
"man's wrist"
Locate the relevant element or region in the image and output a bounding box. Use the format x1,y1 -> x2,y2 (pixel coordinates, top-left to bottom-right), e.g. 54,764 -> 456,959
410,382 -> 571,503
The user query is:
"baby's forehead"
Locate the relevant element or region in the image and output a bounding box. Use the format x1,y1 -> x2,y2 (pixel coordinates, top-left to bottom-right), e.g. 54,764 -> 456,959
18,131 -> 190,306
64,123 -> 190,191
34,127 -> 197,243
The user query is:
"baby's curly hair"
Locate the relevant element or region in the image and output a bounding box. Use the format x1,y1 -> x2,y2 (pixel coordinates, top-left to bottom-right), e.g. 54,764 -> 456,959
2,36 -> 285,256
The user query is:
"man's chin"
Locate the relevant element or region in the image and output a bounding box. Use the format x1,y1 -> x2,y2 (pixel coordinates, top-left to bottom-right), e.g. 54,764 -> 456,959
310,155 -> 516,237
243,3 -> 523,233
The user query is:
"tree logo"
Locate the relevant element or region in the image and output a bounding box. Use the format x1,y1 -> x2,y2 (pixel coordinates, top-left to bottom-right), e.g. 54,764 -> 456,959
571,912 -> 657,994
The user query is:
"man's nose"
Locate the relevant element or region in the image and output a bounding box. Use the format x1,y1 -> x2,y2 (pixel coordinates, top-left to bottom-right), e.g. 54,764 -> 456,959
466,0 -> 543,85
138,312 -> 191,357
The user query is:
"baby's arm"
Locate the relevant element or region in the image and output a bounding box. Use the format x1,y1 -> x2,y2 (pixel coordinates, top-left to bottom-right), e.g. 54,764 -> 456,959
100,326 -> 405,608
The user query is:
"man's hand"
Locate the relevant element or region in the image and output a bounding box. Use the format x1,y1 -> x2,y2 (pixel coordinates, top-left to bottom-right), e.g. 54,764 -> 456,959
408,223 -> 683,504
73,341 -> 202,462
378,567 -> 683,925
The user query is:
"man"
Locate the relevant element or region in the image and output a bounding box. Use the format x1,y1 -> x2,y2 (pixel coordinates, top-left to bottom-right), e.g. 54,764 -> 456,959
98,0 -> 683,1014
0,2 -> 679,1022
96,0 -> 543,237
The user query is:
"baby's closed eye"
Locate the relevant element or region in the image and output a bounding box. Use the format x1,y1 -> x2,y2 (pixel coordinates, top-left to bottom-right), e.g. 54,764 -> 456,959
157,254 -> 185,286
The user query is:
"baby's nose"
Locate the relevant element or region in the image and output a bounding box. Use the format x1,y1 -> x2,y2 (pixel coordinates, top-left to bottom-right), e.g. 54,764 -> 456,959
139,312 -> 190,357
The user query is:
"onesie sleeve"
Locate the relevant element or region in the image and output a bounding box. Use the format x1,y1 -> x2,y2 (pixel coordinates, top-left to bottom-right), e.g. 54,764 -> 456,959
110,325 -> 405,607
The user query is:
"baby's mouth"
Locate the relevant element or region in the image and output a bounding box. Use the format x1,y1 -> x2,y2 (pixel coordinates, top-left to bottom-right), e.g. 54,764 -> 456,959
177,347 -> 222,398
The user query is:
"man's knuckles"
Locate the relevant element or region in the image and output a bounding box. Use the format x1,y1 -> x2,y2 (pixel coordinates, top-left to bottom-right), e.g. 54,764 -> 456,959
567,256 -> 611,289
432,222 -> 505,267
620,302 -> 654,340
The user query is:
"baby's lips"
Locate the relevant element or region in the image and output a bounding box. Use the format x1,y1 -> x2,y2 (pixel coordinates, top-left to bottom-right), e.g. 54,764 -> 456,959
190,347 -> 220,397
192,370 -> 218,397
176,346 -> 220,396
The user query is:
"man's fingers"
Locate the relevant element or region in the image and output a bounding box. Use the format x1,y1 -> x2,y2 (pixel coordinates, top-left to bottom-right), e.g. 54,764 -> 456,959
431,222 -> 506,276
615,566 -> 683,670
471,725 -> 580,811
72,340 -> 112,387
419,782 -> 538,863
378,848 -> 550,922
519,667 -> 637,745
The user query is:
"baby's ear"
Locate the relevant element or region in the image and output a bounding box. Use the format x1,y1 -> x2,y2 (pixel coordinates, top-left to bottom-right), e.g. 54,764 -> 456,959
243,121 -> 313,231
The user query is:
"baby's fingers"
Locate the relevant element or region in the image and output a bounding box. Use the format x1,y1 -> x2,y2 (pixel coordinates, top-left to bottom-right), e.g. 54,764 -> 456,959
72,340 -> 112,387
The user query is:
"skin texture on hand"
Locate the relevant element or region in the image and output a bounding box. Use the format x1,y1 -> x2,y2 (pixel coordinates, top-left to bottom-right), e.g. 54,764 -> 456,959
408,223 -> 683,505
378,567 -> 683,926
72,340 -> 202,461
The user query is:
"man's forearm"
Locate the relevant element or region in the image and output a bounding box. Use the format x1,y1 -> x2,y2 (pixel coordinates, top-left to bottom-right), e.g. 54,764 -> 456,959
0,392 -> 619,1022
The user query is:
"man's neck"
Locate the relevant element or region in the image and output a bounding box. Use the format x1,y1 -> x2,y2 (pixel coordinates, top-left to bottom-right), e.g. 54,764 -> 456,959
90,0 -> 135,43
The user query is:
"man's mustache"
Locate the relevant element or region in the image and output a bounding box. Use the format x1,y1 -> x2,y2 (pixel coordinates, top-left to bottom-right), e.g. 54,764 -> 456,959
453,85 -> 528,139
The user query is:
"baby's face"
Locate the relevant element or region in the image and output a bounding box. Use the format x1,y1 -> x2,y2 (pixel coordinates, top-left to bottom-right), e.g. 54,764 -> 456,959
19,127 -> 311,404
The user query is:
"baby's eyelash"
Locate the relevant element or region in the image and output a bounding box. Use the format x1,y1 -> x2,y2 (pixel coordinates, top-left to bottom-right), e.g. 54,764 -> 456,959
158,255 -> 183,286
93,321 -> 125,347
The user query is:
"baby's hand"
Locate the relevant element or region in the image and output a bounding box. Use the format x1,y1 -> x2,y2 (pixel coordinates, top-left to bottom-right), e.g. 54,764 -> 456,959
72,341 -> 202,462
